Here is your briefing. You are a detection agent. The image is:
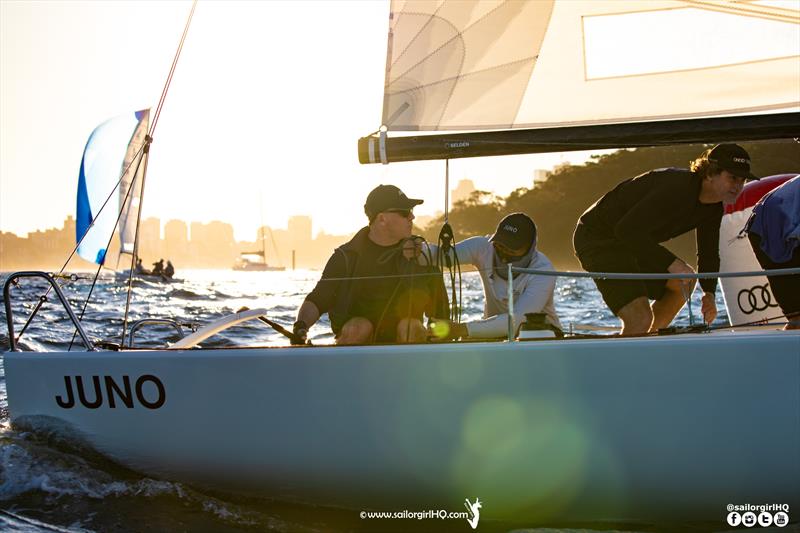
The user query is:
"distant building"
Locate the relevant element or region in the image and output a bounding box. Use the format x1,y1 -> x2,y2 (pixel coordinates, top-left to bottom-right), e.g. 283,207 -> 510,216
164,219 -> 188,264
451,179 -> 475,207
139,217 -> 161,262
190,221 -> 236,268
288,215 -> 312,244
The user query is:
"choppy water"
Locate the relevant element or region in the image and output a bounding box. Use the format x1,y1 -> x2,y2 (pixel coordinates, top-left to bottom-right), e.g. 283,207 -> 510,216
0,270 -> 726,532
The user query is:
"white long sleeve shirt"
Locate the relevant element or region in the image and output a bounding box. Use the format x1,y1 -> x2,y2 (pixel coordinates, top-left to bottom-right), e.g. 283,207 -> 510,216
425,236 -> 562,338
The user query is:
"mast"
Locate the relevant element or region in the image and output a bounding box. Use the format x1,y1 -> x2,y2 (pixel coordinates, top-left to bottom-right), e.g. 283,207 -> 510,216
260,226 -> 268,264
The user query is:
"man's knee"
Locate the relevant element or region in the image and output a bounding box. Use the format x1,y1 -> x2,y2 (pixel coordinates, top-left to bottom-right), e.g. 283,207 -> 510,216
665,277 -> 696,295
617,297 -> 653,334
396,318 -> 426,343
337,317 -> 373,345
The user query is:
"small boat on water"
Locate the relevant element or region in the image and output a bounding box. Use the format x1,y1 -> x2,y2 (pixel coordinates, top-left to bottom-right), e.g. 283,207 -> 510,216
233,229 -> 285,271
115,269 -> 177,284
232,253 -> 285,271
4,0 -> 800,527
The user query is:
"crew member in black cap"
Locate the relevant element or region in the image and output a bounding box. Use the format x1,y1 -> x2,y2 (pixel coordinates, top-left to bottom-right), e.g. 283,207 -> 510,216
573,143 -> 758,334
291,184 -> 448,345
421,212 -> 562,339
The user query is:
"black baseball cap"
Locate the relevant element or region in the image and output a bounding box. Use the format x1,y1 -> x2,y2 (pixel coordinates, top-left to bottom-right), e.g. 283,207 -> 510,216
364,184 -> 423,218
707,143 -> 759,180
490,213 -> 536,252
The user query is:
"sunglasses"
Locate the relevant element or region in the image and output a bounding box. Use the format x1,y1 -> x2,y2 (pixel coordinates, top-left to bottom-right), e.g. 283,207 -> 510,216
384,208 -> 413,218
493,242 -> 527,263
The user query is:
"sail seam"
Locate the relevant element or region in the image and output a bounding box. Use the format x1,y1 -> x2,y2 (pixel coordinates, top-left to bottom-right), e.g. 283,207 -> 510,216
386,56 -> 536,96
387,2 -> 448,78
387,2 -> 511,92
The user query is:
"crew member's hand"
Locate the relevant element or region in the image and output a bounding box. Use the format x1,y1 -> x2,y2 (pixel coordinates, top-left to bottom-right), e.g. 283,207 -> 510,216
401,236 -> 424,260
428,319 -> 468,340
291,320 -> 308,345
701,292 -> 717,325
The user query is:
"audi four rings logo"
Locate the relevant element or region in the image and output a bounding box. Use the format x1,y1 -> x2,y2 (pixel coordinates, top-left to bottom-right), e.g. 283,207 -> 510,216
737,283 -> 778,314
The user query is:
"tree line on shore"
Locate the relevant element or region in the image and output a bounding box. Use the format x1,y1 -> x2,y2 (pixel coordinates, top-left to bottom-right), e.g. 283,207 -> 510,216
419,141 -> 800,269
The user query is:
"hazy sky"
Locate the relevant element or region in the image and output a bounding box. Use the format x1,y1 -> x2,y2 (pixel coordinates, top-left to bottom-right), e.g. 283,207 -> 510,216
2,1 -> 797,241
1,0 -> 597,241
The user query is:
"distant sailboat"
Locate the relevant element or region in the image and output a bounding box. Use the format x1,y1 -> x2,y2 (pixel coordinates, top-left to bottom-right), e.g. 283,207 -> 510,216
233,226 -> 285,271
76,109 -> 149,267
76,109 -> 175,282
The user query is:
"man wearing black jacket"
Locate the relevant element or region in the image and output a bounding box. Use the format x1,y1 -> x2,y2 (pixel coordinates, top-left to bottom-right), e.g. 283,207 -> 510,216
292,184 -> 448,345
573,144 -> 757,334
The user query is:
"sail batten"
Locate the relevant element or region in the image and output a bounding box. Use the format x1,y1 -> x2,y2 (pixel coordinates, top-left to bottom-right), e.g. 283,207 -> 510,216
363,0 -> 800,163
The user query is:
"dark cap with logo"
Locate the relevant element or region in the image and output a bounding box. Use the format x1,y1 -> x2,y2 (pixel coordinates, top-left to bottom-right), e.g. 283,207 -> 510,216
364,184 -> 424,218
707,143 -> 759,180
490,213 -> 537,252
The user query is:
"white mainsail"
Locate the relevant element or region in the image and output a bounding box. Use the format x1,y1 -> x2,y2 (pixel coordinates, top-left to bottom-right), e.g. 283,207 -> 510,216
363,0 -> 800,163
382,0 -> 799,131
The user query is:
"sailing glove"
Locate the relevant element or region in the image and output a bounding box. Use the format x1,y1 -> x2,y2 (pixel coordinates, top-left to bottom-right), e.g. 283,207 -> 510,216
291,320 -> 308,345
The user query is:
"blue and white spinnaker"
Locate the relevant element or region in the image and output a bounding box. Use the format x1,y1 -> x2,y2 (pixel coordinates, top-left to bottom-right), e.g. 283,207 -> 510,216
76,109 -> 150,265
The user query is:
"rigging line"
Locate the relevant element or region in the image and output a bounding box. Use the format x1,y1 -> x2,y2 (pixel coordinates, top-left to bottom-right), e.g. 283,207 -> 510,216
512,266 -> 800,279
438,158 -> 463,322
306,264 -> 800,283
121,143 -> 153,348
149,0 -> 197,137
314,270 -> 446,283
68,149 -> 148,351
684,311 -> 796,333
444,159 -> 449,222
680,279 -> 694,326
118,1 -> 196,348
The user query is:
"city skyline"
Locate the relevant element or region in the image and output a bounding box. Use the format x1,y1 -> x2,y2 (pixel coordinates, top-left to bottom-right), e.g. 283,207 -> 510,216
0,177 -> 489,271
0,213 -> 352,271
0,178 -> 488,242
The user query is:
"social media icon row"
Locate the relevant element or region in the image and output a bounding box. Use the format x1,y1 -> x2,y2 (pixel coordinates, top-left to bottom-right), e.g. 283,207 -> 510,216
727,510 -> 789,527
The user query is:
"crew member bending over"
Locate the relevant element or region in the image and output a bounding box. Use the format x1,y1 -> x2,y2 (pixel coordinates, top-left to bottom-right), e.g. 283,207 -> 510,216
421,212 -> 561,339
573,144 -> 758,334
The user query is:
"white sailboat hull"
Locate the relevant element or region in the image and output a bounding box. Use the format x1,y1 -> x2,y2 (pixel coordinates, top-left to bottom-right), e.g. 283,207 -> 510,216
4,329 -> 799,524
